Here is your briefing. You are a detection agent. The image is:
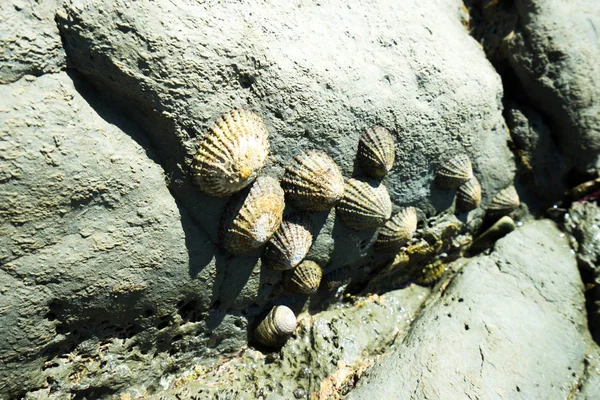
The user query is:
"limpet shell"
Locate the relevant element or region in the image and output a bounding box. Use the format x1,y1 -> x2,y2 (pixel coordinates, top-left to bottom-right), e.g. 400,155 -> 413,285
192,109 -> 269,196
435,153 -> 473,189
357,125 -> 395,178
220,176 -> 285,254
263,213 -> 314,271
456,176 -> 482,212
281,150 -> 345,212
285,260 -> 323,295
488,185 -> 520,217
414,260 -> 445,286
336,178 -> 392,230
254,305 -> 297,347
374,207 -> 418,252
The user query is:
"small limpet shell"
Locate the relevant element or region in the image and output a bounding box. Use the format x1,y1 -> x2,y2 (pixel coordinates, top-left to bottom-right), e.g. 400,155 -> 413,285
435,153 -> 473,189
254,305 -> 297,347
488,185 -> 520,217
192,109 -> 269,197
284,260 -> 323,295
456,176 -> 482,212
336,178 -> 392,230
414,261 -> 445,286
357,125 -> 396,178
281,150 -> 345,212
263,213 -> 314,271
374,207 -> 418,252
220,176 -> 285,254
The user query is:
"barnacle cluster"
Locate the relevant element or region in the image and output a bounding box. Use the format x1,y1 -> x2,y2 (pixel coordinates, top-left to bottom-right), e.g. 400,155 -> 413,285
192,109 -> 521,348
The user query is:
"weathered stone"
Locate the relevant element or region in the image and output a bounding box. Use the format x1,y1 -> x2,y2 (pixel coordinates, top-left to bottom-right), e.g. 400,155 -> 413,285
506,0 -> 600,173
0,73 -> 224,397
0,0 -> 66,84
348,220 -> 598,399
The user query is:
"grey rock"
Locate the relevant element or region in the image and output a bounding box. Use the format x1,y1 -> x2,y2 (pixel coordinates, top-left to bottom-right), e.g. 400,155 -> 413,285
348,220 -> 598,399
0,0 -> 66,84
55,0 -> 515,222
506,0 -> 600,173
2,0 -> 521,397
565,202 -> 600,341
144,285 -> 431,399
506,101 -> 568,203
0,72 -> 224,397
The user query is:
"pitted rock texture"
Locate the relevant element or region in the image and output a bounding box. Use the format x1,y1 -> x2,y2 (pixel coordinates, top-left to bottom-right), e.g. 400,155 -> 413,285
506,0 -> 600,173
348,220 -> 598,399
55,0 -> 515,225
0,0 -> 66,84
0,73 -> 229,398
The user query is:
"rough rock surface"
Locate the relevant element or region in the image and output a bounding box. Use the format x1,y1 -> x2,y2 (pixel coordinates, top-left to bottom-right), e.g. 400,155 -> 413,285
505,101 -> 568,204
565,202 -> 600,342
0,0 -> 66,84
506,0 -> 600,172
348,220 -> 598,399
0,73 -> 223,398
143,286 -> 430,399
5,0 -> 593,398
56,0 -> 514,223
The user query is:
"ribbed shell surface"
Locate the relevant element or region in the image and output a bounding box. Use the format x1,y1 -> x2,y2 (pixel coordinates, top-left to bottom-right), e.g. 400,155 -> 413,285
220,176 -> 285,254
414,261 -> 445,286
336,178 -> 392,230
435,153 -> 473,189
488,185 -> 520,216
374,207 -> 418,252
357,125 -> 396,178
285,260 -> 322,295
263,213 -> 314,270
281,150 -> 345,212
456,176 -> 482,212
254,305 -> 297,347
192,109 -> 269,197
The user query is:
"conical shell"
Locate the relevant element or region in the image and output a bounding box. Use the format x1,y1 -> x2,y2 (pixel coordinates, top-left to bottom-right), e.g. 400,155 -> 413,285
374,207 -> 418,252
220,176 -> 285,254
357,126 -> 396,178
285,260 -> 323,295
435,153 -> 473,189
281,150 -> 345,212
336,178 -> 392,230
456,176 -> 482,212
414,261 -> 445,286
192,109 -> 269,196
254,305 -> 297,347
488,185 -> 520,217
263,213 -> 314,270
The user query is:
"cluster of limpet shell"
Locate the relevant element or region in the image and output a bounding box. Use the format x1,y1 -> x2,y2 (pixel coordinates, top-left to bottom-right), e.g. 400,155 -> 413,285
193,108 -> 523,350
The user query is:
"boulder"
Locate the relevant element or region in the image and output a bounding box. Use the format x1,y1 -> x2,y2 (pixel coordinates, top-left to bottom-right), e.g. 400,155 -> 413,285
506,0 -> 600,173
348,220 -> 598,399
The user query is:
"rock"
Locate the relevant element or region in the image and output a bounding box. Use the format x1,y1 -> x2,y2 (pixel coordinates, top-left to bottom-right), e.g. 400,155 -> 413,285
0,72 -> 227,397
348,220 -> 598,399
55,0 -> 515,222
2,0 -> 520,397
138,286 -> 430,399
505,101 -> 568,203
0,0 -> 66,84
564,202 -> 600,341
506,0 -> 600,173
